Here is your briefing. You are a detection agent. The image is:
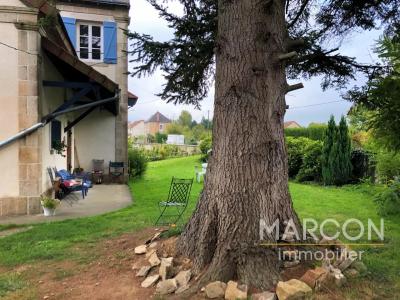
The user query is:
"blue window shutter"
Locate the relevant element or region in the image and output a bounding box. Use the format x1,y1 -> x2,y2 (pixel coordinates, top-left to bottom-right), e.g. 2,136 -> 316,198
103,21 -> 117,64
61,17 -> 77,49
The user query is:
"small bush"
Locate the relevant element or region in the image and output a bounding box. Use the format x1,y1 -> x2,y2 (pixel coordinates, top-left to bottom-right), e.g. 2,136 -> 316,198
351,149 -> 372,182
374,178 -> 400,216
376,151 -> 400,183
128,148 -> 148,177
155,132 -> 167,144
199,137 -> 212,155
40,196 -> 60,209
296,140 -> 323,182
286,137 -> 314,178
285,124 -> 327,141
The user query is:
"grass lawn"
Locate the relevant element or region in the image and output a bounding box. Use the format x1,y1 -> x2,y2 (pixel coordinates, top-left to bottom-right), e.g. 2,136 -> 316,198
0,155 -> 399,298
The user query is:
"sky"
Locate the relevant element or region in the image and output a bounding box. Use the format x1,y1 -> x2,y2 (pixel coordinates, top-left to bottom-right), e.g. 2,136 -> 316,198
127,0 -> 382,126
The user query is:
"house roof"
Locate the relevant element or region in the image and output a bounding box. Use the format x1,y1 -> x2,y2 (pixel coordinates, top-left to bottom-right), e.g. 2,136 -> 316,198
284,121 -> 302,128
129,120 -> 144,128
147,112 -> 171,123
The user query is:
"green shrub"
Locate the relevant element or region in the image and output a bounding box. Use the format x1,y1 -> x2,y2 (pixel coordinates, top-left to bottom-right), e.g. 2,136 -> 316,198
351,149 -> 372,182
147,134 -> 155,143
374,178 -> 400,215
296,140 -> 323,182
128,148 -> 148,177
285,124 -> 327,141
199,137 -> 212,155
40,196 -> 60,209
286,137 -> 314,178
155,132 -> 167,144
376,151 -> 400,183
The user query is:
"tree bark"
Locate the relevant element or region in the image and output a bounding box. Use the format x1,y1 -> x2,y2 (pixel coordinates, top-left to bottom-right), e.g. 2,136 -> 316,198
177,0 -> 300,290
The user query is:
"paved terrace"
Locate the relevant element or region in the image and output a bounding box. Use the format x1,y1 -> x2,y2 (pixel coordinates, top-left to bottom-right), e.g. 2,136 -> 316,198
0,185 -> 132,225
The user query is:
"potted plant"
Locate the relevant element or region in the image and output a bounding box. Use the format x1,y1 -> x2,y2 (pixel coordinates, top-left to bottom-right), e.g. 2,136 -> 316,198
51,140 -> 67,157
40,196 -> 60,216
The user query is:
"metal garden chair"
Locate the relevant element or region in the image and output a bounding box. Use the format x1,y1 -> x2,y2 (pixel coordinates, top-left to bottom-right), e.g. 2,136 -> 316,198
92,159 -> 104,184
109,161 -> 124,183
155,177 -> 194,226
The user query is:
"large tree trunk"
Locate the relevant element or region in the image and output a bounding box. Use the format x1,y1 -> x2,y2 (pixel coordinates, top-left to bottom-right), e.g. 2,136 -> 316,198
178,0 -> 300,290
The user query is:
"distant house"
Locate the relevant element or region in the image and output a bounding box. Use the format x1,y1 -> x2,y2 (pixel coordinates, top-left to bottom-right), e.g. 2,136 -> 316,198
128,120 -> 145,137
284,121 -> 302,129
129,112 -> 171,138
146,112 -> 171,135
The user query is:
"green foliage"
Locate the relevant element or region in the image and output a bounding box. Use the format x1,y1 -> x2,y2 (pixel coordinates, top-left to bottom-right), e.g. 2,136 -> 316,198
348,35 -> 400,151
166,122 -> 184,134
192,124 -> 208,141
0,273 -> 25,297
336,116 -> 353,185
285,124 -> 327,141
2,157 -> 400,296
322,116 -> 336,185
40,196 -> 60,209
374,178 -> 400,216
128,0 -> 400,104
128,148 -> 148,177
286,137 -> 323,181
351,149 -> 372,182
155,132 -> 167,144
147,134 -> 155,143
199,137 -> 212,155
286,137 -> 308,178
178,110 -> 193,127
201,117 -> 212,130
296,140 -> 323,182
376,151 -> 400,183
321,116 -> 352,185
136,144 -> 195,161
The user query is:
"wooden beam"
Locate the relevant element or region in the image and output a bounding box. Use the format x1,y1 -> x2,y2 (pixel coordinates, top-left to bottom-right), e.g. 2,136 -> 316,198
64,107 -> 96,132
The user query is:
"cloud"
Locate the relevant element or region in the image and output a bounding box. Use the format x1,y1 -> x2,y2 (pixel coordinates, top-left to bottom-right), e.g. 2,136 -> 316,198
127,0 -> 381,124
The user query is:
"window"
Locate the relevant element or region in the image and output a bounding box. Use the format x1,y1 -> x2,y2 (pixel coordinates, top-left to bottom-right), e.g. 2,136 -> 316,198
159,124 -> 164,131
50,120 -> 62,149
77,23 -> 102,61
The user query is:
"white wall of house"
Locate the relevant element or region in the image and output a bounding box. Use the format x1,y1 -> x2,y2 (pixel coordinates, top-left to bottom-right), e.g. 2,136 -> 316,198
74,109 -> 116,174
129,121 -> 146,137
58,3 -> 130,174
40,53 -> 71,192
0,21 -> 19,197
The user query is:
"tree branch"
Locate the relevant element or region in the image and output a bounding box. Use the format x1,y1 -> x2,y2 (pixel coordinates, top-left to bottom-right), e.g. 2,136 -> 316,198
287,0 -> 310,29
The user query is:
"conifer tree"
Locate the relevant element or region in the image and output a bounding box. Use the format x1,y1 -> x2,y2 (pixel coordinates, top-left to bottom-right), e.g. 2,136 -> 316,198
128,0 -> 400,290
335,116 -> 352,185
322,115 -> 336,185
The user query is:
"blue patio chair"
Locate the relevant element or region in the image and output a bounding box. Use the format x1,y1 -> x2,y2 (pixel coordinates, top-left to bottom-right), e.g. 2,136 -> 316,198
155,177 -> 193,226
54,168 -> 92,188
50,168 -> 88,199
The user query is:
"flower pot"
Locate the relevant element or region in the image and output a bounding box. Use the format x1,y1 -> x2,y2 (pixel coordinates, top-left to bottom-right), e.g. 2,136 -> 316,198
42,206 -> 56,217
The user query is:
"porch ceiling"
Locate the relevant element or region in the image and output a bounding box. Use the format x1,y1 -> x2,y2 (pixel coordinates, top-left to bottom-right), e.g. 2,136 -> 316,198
41,37 -> 119,115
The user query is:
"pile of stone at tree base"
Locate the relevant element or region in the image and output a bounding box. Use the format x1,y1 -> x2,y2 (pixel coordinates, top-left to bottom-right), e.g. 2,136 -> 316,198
132,230 -> 367,299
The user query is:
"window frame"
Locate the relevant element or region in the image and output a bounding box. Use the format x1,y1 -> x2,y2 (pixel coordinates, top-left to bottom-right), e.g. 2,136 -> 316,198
76,22 -> 103,62
50,119 -> 62,150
